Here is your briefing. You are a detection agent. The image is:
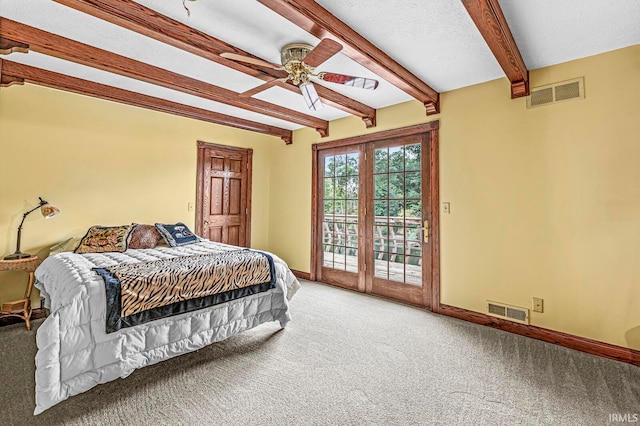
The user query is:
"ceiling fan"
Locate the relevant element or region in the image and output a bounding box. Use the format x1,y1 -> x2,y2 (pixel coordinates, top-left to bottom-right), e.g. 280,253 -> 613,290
221,39 -> 379,111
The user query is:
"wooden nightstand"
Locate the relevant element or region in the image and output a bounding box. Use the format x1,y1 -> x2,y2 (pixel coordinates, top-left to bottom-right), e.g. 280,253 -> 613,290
0,256 -> 41,330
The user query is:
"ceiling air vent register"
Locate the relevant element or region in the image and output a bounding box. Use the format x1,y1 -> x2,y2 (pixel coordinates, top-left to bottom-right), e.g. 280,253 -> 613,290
487,301 -> 529,325
526,77 -> 584,108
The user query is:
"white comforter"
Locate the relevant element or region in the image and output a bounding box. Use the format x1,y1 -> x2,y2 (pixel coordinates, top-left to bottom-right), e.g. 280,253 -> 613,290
33,241 -> 300,414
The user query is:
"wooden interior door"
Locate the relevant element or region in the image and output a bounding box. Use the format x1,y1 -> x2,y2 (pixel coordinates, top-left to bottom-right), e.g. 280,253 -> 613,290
196,142 -> 252,247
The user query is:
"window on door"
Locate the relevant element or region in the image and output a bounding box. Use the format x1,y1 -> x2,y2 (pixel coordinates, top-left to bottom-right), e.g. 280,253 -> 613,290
322,151 -> 360,274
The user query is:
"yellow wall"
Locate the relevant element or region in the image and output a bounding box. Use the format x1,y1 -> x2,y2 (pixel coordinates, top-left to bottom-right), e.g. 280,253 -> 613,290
268,44 -> 640,350
0,84 -> 277,306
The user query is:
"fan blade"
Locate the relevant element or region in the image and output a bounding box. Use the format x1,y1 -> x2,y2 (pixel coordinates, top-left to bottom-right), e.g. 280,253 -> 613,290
300,82 -> 323,111
303,39 -> 343,68
317,72 -> 379,90
220,52 -> 282,70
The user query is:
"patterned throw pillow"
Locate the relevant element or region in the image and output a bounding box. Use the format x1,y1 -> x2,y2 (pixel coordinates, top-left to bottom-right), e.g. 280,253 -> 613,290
74,225 -> 132,254
155,222 -> 198,247
128,224 -> 163,249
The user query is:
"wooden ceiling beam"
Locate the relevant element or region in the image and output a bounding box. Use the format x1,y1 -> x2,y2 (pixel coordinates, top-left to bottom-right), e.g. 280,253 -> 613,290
461,0 -> 529,98
0,59 -> 25,87
0,18 -> 327,136
0,37 -> 29,55
257,0 -> 440,115
53,0 -> 377,127
0,59 -> 293,144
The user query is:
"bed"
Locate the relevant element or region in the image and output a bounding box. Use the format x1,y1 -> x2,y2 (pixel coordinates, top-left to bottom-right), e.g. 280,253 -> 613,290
33,238 -> 300,414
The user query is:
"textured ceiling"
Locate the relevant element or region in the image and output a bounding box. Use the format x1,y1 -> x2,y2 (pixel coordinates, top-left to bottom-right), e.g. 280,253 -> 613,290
1,0 -> 640,136
316,0 -> 505,92
499,0 -> 640,69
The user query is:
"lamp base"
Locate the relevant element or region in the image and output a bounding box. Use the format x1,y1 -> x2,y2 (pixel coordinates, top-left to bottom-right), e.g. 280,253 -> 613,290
3,251 -> 33,260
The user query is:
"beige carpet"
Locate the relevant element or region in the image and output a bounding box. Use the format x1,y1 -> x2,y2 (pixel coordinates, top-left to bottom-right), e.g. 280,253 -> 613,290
1,280 -> 639,425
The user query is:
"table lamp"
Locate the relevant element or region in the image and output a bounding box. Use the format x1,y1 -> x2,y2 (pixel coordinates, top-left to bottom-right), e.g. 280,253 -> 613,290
4,197 -> 60,260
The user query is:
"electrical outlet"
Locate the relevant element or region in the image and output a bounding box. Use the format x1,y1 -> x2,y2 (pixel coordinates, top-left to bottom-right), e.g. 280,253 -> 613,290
532,297 -> 544,313
188,202 -> 194,212
442,202 -> 450,214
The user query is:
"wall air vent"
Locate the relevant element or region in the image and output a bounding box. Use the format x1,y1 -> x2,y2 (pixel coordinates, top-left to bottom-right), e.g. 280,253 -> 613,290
486,301 -> 529,324
526,77 -> 584,109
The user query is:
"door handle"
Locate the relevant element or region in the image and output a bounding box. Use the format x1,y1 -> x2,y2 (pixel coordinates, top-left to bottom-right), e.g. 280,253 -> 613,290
422,220 -> 429,243
204,220 -> 210,225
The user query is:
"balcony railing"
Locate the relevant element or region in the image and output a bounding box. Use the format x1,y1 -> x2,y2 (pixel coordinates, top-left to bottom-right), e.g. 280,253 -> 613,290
322,214 -> 422,264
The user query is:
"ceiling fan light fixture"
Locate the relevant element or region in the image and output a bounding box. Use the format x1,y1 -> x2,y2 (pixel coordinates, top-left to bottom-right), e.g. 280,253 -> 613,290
284,61 -> 313,86
300,82 -> 322,111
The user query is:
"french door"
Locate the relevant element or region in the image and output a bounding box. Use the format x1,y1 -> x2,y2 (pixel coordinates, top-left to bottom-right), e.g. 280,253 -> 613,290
312,123 -> 439,309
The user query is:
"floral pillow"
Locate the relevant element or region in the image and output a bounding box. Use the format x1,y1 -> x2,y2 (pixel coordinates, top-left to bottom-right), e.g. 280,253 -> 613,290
155,222 -> 198,247
74,225 -> 132,254
128,224 -> 163,249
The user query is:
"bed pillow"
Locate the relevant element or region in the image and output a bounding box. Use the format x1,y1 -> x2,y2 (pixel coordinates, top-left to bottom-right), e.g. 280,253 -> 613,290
128,224 -> 163,249
155,222 -> 198,247
74,225 -> 132,254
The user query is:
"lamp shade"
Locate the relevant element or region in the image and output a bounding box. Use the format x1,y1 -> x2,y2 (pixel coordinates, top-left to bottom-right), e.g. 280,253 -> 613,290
41,204 -> 60,219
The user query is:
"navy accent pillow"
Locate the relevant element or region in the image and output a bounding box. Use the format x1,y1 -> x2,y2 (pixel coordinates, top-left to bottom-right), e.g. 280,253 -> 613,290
154,222 -> 198,247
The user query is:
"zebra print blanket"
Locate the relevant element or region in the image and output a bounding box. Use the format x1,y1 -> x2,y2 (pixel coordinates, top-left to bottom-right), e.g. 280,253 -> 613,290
94,250 -> 275,333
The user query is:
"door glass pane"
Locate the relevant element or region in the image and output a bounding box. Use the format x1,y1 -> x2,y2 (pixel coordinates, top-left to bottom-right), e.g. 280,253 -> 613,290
346,176 -> 358,199
335,155 -> 347,176
346,153 -> 359,175
375,222 -> 388,252
374,256 -> 388,279
324,178 -> 334,199
405,256 -> 422,285
322,152 -> 359,273
324,200 -> 334,215
346,200 -> 358,216
405,144 -> 421,171
324,156 -> 334,177
373,143 -> 422,286
389,173 -> 404,199
374,148 -> 388,173
374,175 -> 388,199
345,218 -> 358,273
337,176 -> 348,199
374,200 -> 388,217
389,146 -> 404,172
405,172 -> 421,199
389,200 -> 404,218
405,199 -> 421,218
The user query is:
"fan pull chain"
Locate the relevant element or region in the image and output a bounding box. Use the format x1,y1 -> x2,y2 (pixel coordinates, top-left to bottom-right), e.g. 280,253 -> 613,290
183,0 -> 191,17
